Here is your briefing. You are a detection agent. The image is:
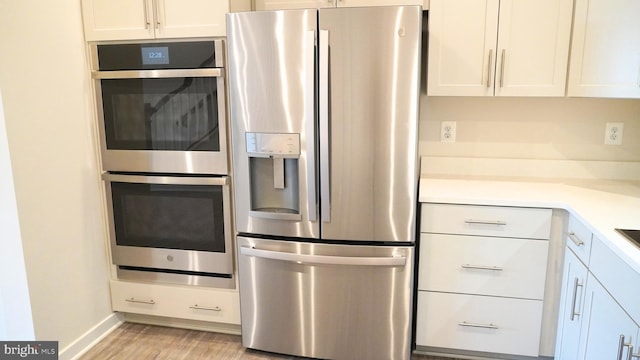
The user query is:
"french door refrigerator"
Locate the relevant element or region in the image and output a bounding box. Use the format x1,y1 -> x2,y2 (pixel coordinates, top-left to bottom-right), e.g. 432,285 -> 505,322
227,6 -> 422,360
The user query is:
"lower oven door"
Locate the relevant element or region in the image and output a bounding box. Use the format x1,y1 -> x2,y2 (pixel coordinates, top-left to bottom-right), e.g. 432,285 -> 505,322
237,236 -> 414,360
104,173 -> 233,281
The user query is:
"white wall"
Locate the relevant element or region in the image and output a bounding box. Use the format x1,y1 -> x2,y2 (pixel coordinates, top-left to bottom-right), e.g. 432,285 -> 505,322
0,0 -> 112,351
0,89 -> 35,341
419,96 -> 640,162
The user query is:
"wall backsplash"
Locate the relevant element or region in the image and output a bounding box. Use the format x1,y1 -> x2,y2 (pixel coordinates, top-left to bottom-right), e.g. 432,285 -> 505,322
419,96 -> 640,162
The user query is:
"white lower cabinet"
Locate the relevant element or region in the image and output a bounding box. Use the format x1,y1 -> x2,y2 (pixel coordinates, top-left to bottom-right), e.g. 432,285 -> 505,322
416,203 -> 551,357
554,248 -> 588,360
416,291 -> 544,357
110,280 -> 241,325
578,275 -> 639,360
555,220 -> 640,360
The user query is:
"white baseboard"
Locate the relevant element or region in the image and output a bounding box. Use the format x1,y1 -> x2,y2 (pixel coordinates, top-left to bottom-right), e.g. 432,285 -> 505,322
59,313 -> 123,360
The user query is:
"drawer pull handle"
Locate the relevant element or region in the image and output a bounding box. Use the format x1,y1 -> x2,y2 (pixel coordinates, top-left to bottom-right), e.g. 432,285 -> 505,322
189,304 -> 222,312
125,297 -> 155,305
461,264 -> 503,271
458,321 -> 499,330
568,232 -> 585,246
570,277 -> 584,321
464,219 -> 507,226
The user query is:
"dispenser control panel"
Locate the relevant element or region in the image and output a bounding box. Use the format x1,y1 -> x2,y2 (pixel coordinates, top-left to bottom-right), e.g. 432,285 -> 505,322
246,132 -> 300,158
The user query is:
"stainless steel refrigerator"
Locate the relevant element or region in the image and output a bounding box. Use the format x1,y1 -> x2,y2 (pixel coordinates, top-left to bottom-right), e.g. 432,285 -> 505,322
227,6 -> 422,360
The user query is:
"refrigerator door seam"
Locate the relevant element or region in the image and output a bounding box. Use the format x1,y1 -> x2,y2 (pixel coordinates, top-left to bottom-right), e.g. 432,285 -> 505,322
319,29 -> 331,224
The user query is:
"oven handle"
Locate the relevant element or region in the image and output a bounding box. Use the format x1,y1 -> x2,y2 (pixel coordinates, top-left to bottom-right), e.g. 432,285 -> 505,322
102,173 -> 228,186
240,246 -> 406,267
92,68 -> 223,79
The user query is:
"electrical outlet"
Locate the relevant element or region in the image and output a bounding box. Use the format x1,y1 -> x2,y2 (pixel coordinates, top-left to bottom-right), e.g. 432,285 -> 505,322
604,122 -> 624,145
441,121 -> 456,143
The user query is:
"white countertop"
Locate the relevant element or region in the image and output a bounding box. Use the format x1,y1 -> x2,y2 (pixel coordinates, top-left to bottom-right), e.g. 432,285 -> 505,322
419,176 -> 640,273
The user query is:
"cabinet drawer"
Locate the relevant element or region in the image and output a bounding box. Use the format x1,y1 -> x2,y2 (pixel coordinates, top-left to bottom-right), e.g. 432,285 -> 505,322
415,291 -> 544,357
110,280 -> 240,325
566,216 -> 593,264
589,237 -> 640,324
417,234 -> 548,299
421,204 -> 552,239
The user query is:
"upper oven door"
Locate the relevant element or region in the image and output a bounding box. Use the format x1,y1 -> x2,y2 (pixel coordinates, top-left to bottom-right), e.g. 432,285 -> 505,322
93,41 -> 228,175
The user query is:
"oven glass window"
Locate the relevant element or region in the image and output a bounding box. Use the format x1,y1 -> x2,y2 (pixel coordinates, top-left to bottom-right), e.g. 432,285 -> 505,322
101,77 -> 220,151
111,182 -> 225,252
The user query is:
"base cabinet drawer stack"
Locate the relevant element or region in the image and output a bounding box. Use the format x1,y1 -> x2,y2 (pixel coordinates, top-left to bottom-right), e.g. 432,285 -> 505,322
415,203 -> 552,358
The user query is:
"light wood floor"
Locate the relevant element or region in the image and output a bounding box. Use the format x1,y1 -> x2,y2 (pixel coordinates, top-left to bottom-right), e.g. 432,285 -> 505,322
80,322 -> 459,360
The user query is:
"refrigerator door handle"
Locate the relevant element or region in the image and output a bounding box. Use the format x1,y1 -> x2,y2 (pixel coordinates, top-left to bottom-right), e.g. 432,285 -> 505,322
305,30 -> 317,222
240,246 -> 406,267
319,29 -> 331,223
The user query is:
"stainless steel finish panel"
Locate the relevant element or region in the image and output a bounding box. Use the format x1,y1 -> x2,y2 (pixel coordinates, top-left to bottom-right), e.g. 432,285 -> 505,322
227,10 -> 318,238
237,236 -> 414,360
92,68 -> 222,79
319,6 -> 422,242
116,267 -> 235,289
103,174 -> 234,276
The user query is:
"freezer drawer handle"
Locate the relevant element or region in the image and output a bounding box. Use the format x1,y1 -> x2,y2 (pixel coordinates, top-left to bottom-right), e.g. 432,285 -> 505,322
458,321 -> 499,330
240,246 -> 406,267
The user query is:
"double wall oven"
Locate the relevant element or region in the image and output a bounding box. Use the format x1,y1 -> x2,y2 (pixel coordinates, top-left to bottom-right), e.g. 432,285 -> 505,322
92,40 -> 233,288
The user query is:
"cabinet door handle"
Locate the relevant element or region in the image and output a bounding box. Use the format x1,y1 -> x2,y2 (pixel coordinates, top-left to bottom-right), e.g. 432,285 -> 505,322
568,232 -> 585,246
499,49 -> 506,88
153,0 -> 160,29
143,0 -> 150,29
486,49 -> 494,88
464,219 -> 507,226
461,264 -> 503,271
125,297 -> 155,305
189,304 -> 222,312
458,321 -> 498,330
618,335 -> 635,360
570,277 -> 583,321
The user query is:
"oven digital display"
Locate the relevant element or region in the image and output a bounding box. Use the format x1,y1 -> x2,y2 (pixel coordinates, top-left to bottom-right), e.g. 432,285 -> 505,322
141,46 -> 170,65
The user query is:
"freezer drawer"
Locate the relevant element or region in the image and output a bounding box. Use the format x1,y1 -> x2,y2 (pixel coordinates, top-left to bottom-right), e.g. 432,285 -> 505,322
237,236 -> 414,360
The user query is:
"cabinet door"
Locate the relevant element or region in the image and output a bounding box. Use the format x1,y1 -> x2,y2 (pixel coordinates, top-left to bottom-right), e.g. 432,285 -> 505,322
255,0 -> 335,10
81,0 -> 154,41
568,0 -> 640,98
427,0 -> 499,96
155,0 -> 229,38
555,249 -> 588,360
578,274 -> 640,360
494,0 -> 572,96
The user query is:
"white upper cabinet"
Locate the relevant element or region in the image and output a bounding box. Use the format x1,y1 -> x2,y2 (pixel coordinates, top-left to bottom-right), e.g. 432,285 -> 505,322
427,0 -> 573,96
81,0 -> 229,41
568,0 -> 640,98
255,0 -> 423,10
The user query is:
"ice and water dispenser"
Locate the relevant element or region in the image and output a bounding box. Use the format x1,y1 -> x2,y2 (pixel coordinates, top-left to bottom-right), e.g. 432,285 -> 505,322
245,132 -> 301,221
